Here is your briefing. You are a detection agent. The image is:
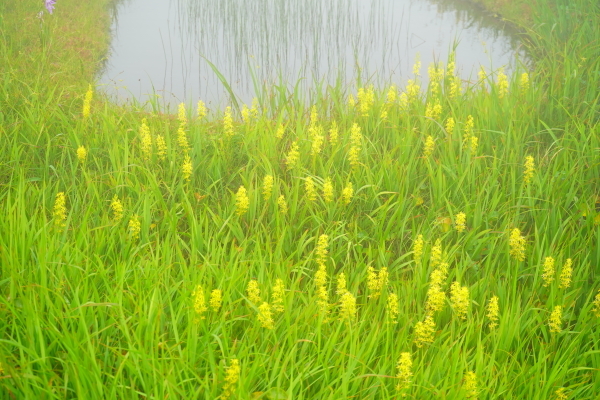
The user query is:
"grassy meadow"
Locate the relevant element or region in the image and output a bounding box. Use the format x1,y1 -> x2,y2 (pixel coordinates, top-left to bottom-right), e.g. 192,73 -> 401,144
0,0 -> 599,398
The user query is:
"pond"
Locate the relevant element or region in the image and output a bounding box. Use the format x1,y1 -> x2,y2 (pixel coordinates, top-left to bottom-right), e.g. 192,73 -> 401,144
99,0 -> 528,109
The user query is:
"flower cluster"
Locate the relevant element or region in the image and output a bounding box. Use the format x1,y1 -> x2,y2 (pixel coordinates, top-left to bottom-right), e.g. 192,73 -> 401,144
395,352 -> 413,393
487,295 -> 500,329
235,186 -> 250,216
366,266 -> 388,299
509,228 -> 526,261
222,359 -> 240,399
450,281 -> 470,320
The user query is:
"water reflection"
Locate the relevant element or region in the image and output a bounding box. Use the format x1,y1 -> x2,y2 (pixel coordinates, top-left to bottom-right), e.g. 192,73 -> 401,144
100,0 -> 528,108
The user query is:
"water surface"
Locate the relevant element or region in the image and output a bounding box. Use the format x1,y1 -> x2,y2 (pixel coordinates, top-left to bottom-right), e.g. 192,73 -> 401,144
100,0 -> 527,108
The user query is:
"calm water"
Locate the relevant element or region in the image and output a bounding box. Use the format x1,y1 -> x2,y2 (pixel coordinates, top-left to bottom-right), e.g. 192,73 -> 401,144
100,0 -> 527,108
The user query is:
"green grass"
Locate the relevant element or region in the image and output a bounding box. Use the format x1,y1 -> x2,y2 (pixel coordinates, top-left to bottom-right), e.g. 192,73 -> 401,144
0,0 -> 599,398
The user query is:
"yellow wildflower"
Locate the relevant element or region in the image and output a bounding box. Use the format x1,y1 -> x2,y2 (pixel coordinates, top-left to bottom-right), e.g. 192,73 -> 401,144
182,155 -> 192,182
246,280 -> 261,304
262,175 -> 274,201
329,121 -> 339,145
387,85 -> 397,103
82,84 -> 93,119
257,302 -> 274,329
223,106 -> 235,137
128,214 -> 141,241
315,234 -> 329,267
464,371 -> 478,399
449,75 -> 462,98
272,279 -> 285,314
156,135 -> 167,161
429,263 -> 448,287
523,155 -> 535,185
445,117 -> 455,134
430,239 -> 442,268
177,103 -> 187,127
559,258 -> 573,289
348,93 -> 356,108
387,293 -> 399,324
396,352 -> 413,393
339,291 -> 357,322
542,256 -> 555,287
305,177 -> 317,202
549,305 -> 563,333
209,289 -> 222,312
140,118 -> 153,160
241,104 -> 251,123
478,66 -> 486,81
519,72 -> 530,93
509,228 -> 526,262
450,281 -> 470,319
53,192 -> 67,229
367,266 -> 388,299
323,177 -> 334,203
554,388 -> 569,400
277,195 -> 288,215
222,359 -> 240,400
425,283 -> 446,315
424,102 -> 442,121
192,285 -> 207,319
380,109 -> 388,121
197,100 -> 207,119
275,123 -> 285,139
311,131 -> 324,156
592,289 -> 600,317
348,123 -> 362,168
469,135 -> 479,153
315,264 -> 330,319
422,135 -> 435,158
235,186 -> 249,216
357,86 -> 375,116
455,212 -> 466,232
413,315 -> 435,348
496,68 -> 509,98
76,145 -> 87,163
285,141 -> 300,169
110,195 -> 124,222
413,234 -> 424,264
413,55 -> 421,76
341,182 -> 353,205
487,295 -> 499,329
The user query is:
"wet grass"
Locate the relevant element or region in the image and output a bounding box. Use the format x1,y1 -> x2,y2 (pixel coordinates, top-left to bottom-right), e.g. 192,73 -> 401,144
0,0 -> 598,398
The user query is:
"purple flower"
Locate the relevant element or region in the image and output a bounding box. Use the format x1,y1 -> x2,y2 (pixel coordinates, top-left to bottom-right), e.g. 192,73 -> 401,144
45,0 -> 56,14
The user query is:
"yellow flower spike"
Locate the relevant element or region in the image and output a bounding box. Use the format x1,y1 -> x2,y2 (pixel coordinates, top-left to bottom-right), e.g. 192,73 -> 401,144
110,195 -> 124,222
139,118 -> 153,160
450,281 -> 470,320
176,125 -> 189,155
455,212 -> 466,232
549,305 -> 563,333
250,97 -> 259,120
449,75 -> 462,98
221,359 -> 240,400
387,293 -> 399,324
262,175 -> 274,201
464,371 -> 479,399
192,285 -> 207,320
76,145 -> 87,163
241,104 -> 250,123
275,123 -> 285,139
395,352 -> 413,393
336,273 -> 347,296
445,117 -> 455,134
277,195 -> 288,215
305,177 -> 317,202
367,266 -> 378,296
425,283 -> 446,315
470,135 -> 479,153
509,228 -> 526,262
209,289 -> 222,312
424,102 -> 442,120
413,234 -> 424,265
341,182 -> 353,205
223,106 -> 235,137
430,239 -> 442,268
315,234 -> 329,267
523,155 -> 535,185
413,315 -> 435,348
412,54 -> 421,76
156,135 -> 167,161
82,84 -> 93,119
285,141 -> 300,169
496,68 -> 509,98
246,280 -> 261,305
329,121 -> 339,145
314,264 -> 330,320
348,123 -> 362,168
422,135 -> 435,158
478,66 -> 486,82
272,279 -> 285,314
257,302 -> 274,329
182,155 -> 192,182
311,131 -> 324,156
323,177 -> 334,203
541,256 -> 556,287
592,289 -> 600,317
379,108 -> 388,121
519,72 -> 530,93
177,103 -> 187,127
554,388 -> 569,400
128,214 -> 141,241
487,295 -> 499,329
357,86 -> 375,116
339,291 -> 357,322
53,192 -> 67,229
235,186 -> 249,216
386,85 -> 397,103
197,100 -> 207,120
347,93 -> 356,108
